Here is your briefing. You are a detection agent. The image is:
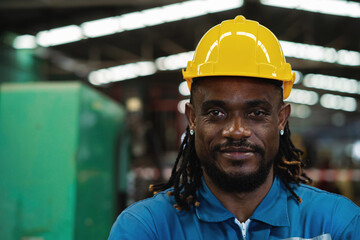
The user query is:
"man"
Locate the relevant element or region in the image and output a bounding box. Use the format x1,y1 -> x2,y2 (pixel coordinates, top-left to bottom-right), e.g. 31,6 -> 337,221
109,16 -> 360,239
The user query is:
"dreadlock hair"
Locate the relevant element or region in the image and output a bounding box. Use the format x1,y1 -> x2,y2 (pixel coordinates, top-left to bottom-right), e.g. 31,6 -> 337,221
275,121 -> 312,203
150,126 -> 202,211
150,77 -> 311,210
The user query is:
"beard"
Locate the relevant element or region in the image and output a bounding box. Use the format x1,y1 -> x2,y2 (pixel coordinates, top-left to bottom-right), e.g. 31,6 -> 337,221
200,139 -> 274,193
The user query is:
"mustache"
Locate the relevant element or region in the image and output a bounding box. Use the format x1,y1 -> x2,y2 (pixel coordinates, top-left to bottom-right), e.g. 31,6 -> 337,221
211,139 -> 265,157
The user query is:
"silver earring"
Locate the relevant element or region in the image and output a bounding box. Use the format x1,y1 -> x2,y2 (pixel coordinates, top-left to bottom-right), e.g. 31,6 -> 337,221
190,129 -> 194,135
280,129 -> 284,136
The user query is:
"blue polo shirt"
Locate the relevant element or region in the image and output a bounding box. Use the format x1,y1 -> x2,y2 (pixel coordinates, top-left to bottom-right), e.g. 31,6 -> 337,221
108,176 -> 360,239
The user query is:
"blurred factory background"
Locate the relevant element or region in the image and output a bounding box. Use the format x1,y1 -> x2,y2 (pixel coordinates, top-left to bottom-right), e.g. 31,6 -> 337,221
0,0 -> 359,239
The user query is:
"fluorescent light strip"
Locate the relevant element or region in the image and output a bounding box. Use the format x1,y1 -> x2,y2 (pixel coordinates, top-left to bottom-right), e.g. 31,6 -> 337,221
320,93 -> 357,112
303,74 -> 360,94
14,37 -> 360,68
293,70 -> 303,84
14,0 -> 243,47
89,51 -> 195,85
179,81 -> 191,96
12,0 -> 360,67
285,88 -> 319,105
12,0 -> 360,49
156,51 -> 194,70
260,0 -> 360,18
82,17 -> 121,38
12,35 -> 37,49
36,25 -> 83,47
280,41 -> 360,66
119,0 -> 243,31
89,61 -> 156,85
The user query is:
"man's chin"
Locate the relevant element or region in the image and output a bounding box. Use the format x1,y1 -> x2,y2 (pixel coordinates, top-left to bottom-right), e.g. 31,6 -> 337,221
222,165 -> 260,177
202,159 -> 273,193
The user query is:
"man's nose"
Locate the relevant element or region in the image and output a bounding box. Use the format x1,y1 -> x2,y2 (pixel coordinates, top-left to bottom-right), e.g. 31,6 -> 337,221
222,116 -> 252,139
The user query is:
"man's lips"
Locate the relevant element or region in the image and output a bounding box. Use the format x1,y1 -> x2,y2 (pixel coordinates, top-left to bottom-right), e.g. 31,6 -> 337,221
219,147 -> 256,160
219,146 -> 255,153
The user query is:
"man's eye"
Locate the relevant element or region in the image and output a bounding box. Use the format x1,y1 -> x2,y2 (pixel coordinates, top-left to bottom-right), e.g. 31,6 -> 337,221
249,110 -> 267,117
209,110 -> 225,117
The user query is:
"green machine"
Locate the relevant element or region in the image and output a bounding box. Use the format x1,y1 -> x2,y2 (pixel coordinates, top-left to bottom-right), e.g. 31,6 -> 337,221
0,82 -> 129,239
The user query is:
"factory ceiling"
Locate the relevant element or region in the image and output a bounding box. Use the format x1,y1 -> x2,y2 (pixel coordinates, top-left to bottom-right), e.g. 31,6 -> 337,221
0,0 -> 359,132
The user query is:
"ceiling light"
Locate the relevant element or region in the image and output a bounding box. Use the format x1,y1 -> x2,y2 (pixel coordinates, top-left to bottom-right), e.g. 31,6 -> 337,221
14,0 -> 243,48
89,61 -> 156,85
303,74 -> 360,94
179,81 -> 191,96
82,17 -> 121,38
156,51 -> 194,70
117,0 -> 243,31
118,12 -> 147,31
280,41 -> 360,66
320,94 -> 357,112
337,50 -> 360,66
286,88 -> 319,105
13,35 -> 37,49
260,0 -> 360,18
352,141 -> 360,161
89,51 -> 193,85
36,25 -> 83,47
89,69 -> 112,85
293,70 -> 303,84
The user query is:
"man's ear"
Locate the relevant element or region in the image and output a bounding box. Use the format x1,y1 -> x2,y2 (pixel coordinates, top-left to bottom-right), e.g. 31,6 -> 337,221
185,102 -> 196,130
278,102 -> 291,131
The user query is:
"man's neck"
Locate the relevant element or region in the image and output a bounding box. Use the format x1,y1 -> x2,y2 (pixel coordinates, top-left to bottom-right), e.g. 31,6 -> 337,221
203,170 -> 274,222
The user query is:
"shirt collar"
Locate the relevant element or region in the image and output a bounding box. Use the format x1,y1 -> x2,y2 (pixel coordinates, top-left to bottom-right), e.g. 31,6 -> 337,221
195,176 -> 290,227
195,178 -> 234,222
250,176 -> 290,227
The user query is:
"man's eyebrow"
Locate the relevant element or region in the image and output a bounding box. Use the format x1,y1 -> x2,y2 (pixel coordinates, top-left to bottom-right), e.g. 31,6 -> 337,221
245,99 -> 273,108
201,100 -> 226,110
200,99 -> 274,112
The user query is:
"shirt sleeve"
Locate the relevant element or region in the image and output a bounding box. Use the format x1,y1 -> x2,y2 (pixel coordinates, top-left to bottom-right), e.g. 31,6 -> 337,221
108,211 -> 157,240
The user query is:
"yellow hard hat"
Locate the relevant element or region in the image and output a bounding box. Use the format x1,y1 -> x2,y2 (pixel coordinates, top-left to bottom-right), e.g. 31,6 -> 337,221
182,15 -> 295,99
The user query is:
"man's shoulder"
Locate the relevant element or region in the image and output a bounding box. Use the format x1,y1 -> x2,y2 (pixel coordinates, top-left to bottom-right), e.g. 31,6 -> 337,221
289,182 -> 360,224
108,191 -> 178,239
294,183 -> 359,209
283,182 -> 360,238
109,190 -> 199,239
124,190 -> 176,217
